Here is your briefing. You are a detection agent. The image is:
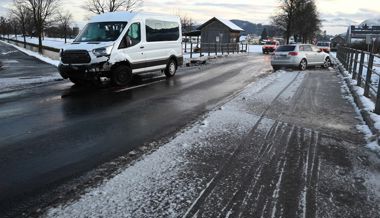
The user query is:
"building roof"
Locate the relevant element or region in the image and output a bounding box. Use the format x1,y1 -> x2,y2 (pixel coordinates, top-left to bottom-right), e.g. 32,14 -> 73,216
197,17 -> 244,32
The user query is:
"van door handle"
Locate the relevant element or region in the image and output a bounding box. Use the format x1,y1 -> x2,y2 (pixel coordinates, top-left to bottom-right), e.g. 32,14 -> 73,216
140,46 -> 145,49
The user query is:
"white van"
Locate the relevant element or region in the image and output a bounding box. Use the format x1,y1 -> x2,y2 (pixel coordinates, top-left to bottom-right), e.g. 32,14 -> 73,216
58,12 -> 183,86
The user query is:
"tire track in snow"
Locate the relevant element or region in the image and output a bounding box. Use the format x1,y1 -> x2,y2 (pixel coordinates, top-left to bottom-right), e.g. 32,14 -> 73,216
182,72 -> 302,218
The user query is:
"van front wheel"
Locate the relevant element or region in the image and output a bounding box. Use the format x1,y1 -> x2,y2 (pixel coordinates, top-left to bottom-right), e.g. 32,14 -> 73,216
112,65 -> 132,86
164,59 -> 177,77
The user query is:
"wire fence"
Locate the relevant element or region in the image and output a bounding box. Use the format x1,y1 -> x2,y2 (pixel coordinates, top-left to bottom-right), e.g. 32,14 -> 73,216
337,46 -> 380,114
183,42 -> 249,59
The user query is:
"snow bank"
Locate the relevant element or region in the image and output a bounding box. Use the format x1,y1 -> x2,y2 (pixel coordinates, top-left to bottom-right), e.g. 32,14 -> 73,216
335,56 -> 380,154
1,40 -> 59,67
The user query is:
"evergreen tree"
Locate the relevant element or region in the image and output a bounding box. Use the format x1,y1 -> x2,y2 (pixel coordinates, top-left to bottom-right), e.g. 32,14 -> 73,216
261,28 -> 268,40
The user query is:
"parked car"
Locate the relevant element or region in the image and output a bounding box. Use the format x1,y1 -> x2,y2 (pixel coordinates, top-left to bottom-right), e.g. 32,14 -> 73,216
58,12 -> 183,86
262,40 -> 280,54
316,42 -> 331,53
271,44 -> 331,71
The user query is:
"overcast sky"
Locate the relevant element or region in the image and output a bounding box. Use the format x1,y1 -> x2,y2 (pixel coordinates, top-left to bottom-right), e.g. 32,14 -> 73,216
1,0 -> 380,35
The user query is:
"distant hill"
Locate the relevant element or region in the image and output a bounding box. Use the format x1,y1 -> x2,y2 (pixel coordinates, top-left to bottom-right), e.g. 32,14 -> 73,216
230,20 -> 263,35
230,19 -> 281,37
359,18 -> 380,27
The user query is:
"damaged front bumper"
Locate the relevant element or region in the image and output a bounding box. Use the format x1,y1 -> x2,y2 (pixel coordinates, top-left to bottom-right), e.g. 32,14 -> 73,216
58,62 -> 112,80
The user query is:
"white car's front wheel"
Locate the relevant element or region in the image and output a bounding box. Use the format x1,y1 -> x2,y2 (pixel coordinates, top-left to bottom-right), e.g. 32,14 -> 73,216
299,59 -> 307,71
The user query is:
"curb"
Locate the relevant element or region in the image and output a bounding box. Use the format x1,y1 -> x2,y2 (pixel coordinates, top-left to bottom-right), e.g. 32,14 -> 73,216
334,58 -> 380,142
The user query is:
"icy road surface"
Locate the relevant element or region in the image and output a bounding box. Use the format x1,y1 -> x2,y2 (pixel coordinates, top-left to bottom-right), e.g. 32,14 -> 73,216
45,69 -> 380,218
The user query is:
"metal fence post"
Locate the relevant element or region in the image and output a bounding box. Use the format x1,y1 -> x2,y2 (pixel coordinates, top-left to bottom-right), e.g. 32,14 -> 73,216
215,43 -> 217,56
221,44 -> 224,55
357,51 -> 365,86
349,49 -> 355,73
346,48 -> 351,69
352,50 -> 359,79
364,53 -> 374,97
200,44 -> 202,57
375,77 -> 380,114
190,42 -> 193,59
208,43 -> 210,56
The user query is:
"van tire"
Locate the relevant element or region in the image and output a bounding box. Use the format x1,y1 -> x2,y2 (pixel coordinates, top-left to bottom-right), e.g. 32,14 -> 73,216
164,58 -> 177,77
112,65 -> 132,86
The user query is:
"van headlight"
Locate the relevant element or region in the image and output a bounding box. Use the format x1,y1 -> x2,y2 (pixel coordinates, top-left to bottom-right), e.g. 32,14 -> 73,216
92,46 -> 113,57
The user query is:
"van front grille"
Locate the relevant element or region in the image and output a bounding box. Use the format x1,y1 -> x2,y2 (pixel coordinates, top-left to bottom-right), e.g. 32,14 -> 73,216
61,50 -> 91,64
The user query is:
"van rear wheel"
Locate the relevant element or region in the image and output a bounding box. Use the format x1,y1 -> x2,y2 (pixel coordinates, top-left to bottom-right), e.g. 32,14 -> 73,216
164,59 -> 177,77
112,65 -> 132,86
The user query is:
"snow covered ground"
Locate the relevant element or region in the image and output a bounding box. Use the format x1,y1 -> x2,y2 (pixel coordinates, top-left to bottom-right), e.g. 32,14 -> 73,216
6,35 -> 73,50
44,71 -> 284,218
334,56 -> 380,154
1,40 -> 59,67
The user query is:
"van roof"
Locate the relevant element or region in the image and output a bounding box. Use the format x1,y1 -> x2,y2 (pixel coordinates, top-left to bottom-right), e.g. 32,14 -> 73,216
89,12 -> 180,23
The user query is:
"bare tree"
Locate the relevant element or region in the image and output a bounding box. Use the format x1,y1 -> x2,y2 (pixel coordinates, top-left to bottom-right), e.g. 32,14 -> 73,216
10,0 -> 30,47
22,0 -> 60,53
272,0 -> 320,44
57,11 -> 73,43
84,0 -> 142,14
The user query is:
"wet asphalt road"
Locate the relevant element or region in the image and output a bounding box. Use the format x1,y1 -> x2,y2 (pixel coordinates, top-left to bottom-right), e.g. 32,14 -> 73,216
0,41 -> 272,215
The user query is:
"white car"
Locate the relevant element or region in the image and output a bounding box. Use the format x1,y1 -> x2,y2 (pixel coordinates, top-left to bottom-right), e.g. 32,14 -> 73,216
58,12 -> 183,86
271,44 -> 331,71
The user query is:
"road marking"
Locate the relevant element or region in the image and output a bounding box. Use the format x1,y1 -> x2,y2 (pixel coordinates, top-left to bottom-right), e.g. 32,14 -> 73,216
1,50 -> 18,55
114,79 -> 165,93
1,60 -> 19,63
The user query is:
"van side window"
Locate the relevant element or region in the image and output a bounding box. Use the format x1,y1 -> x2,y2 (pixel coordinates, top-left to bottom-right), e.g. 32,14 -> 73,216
119,22 -> 141,49
146,19 -> 179,42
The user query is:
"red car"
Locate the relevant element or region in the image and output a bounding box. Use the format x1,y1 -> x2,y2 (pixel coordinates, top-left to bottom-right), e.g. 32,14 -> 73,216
262,41 -> 280,54
316,42 -> 331,53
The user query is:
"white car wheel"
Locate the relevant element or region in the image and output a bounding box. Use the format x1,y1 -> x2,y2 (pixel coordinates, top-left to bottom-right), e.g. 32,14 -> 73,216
299,59 -> 307,71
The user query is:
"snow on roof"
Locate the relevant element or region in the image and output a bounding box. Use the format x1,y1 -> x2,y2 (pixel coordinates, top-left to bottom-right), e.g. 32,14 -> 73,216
90,12 -> 137,23
197,17 -> 244,32
215,17 -> 244,31
359,18 -> 380,27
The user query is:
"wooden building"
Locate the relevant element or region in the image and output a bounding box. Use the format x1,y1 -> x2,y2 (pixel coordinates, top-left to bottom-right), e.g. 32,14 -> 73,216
197,17 -> 244,52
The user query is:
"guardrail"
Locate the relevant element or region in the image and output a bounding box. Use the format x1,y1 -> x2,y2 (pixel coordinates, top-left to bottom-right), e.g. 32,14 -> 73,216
337,46 -> 380,114
184,42 -> 248,59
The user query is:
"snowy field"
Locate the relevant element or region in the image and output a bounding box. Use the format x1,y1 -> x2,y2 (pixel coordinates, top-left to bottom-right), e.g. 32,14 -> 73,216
6,35 -> 73,50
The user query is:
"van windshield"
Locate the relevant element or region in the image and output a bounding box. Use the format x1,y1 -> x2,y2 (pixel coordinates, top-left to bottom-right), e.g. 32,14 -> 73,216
75,22 -> 128,42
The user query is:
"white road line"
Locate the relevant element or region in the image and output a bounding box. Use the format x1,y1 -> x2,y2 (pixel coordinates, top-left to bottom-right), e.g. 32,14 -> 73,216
114,79 -> 165,93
